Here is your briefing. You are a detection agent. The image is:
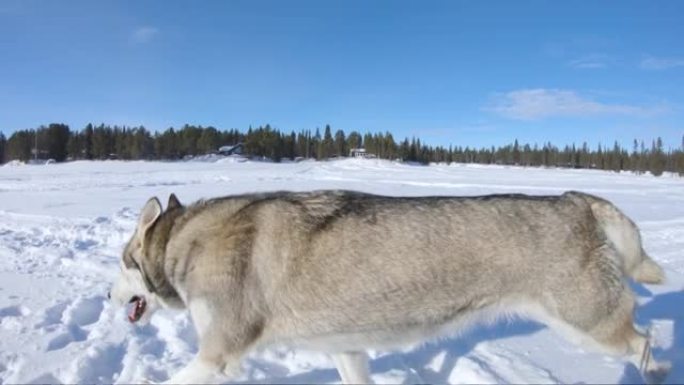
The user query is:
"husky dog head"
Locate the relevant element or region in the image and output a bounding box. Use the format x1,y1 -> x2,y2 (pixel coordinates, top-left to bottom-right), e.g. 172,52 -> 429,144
110,194 -> 184,324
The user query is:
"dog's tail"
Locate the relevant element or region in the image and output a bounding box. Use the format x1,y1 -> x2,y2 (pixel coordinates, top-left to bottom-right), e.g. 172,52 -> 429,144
629,254 -> 665,284
565,191 -> 665,285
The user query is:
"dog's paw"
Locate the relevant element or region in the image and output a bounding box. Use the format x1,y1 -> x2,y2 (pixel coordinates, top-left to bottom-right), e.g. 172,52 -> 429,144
644,361 -> 671,385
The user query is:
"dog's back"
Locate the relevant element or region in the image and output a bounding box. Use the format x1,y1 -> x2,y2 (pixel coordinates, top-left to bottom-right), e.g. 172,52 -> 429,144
239,192 -> 647,342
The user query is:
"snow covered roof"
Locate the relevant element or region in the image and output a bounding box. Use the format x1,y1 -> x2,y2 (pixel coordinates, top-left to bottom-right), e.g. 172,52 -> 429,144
218,144 -> 240,152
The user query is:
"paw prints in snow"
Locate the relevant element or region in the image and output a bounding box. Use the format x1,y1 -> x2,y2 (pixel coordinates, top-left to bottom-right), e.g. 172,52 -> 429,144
0,305 -> 31,331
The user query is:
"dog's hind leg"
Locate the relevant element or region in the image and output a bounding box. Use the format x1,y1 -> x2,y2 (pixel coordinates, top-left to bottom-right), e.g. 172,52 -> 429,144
587,312 -> 671,384
332,351 -> 372,384
549,248 -> 671,384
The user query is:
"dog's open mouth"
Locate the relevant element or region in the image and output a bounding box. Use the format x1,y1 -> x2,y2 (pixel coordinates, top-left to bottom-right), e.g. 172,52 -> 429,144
127,296 -> 147,323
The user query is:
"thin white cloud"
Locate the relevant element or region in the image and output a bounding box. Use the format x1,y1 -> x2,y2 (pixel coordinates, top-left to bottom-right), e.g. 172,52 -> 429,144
131,26 -> 159,44
486,89 -> 669,120
567,54 -> 612,69
640,55 -> 684,70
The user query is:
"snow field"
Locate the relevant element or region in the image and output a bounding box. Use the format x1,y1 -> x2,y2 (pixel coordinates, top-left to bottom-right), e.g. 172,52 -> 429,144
0,158 -> 682,384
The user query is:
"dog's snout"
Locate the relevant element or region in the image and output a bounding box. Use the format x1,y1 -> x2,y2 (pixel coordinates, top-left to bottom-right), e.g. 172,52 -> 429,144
107,291 -> 111,300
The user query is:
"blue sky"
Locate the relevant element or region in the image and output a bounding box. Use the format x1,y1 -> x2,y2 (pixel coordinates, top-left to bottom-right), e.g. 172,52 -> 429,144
1,0 -> 683,149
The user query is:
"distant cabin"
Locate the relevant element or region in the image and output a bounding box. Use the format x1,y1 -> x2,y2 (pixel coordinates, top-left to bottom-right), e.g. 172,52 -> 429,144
349,148 -> 375,158
218,143 -> 244,156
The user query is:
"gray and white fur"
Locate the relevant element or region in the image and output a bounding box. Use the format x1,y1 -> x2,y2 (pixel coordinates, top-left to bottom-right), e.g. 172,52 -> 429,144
110,190 -> 670,384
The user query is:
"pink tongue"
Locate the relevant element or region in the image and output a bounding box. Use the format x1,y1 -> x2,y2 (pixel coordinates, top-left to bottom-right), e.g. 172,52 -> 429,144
127,300 -> 139,322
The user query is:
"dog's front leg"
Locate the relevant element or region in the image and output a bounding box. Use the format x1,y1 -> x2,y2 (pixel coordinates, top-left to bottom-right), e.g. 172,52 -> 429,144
163,353 -> 226,384
332,351 -> 372,384
163,325 -> 241,384
163,299 -> 250,384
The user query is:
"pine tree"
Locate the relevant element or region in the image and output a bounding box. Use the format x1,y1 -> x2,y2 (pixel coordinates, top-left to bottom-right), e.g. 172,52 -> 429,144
304,130 -> 311,158
347,131 -> 362,153
312,127 -> 322,159
83,124 -> 94,159
399,138 -> 409,160
333,129 -> 346,157
631,139 -> 640,174
132,127 -> 153,159
321,124 -> 334,159
522,143 -> 532,166
677,135 -> 684,176
296,130 -> 308,158
43,123 -> 70,162
67,132 -> 83,159
611,141 -> 622,172
384,132 -> 396,159
197,127 -> 219,154
6,130 -> 33,161
512,139 -> 520,165
678,135 -> 684,176
649,137 -> 666,176
408,137 -> 417,162
363,133 -> 374,156
0,132 -> 6,163
284,131 -> 296,160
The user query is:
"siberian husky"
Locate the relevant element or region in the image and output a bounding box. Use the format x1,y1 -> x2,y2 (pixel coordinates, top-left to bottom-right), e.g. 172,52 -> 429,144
110,190 -> 670,384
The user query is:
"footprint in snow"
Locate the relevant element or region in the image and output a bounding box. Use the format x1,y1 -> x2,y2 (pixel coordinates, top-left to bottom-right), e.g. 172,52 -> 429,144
62,296 -> 105,327
65,343 -> 126,384
39,296 -> 106,352
25,372 -> 62,384
0,305 -> 31,318
46,324 -> 88,351
0,353 -> 23,384
0,305 -> 31,332
34,301 -> 68,331
73,239 -> 98,251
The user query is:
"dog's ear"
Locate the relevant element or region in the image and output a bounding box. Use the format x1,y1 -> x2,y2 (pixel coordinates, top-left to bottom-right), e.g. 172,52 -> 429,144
136,197 -> 162,293
167,193 -> 182,210
138,197 -> 162,243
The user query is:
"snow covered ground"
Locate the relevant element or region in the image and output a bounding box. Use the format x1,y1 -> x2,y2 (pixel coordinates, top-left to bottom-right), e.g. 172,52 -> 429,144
0,158 -> 682,384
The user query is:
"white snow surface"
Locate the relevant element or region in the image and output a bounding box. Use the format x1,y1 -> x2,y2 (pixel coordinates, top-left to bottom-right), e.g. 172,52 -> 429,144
0,158 -> 682,384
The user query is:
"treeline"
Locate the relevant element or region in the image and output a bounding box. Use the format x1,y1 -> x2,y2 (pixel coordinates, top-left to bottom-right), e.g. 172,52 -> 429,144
1,123 -> 683,176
